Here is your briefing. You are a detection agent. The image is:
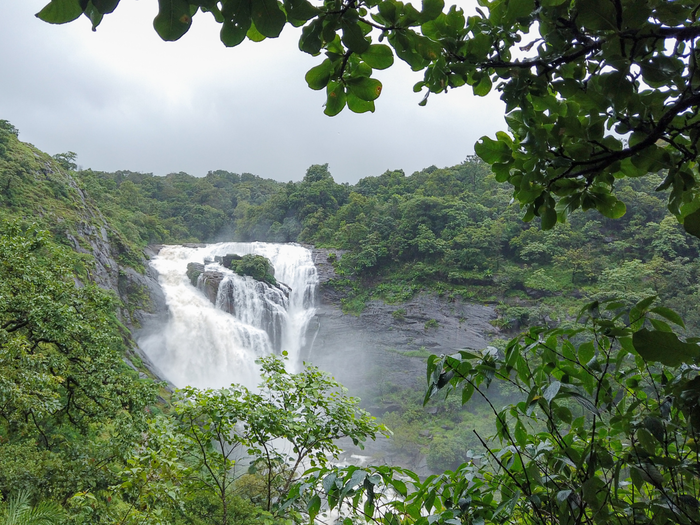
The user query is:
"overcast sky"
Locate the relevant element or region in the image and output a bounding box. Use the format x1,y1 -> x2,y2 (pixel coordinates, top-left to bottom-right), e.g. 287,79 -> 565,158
1,1 -> 505,184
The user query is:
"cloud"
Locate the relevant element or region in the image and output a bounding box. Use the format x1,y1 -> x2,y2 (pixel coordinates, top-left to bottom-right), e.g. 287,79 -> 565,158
0,1 -> 505,183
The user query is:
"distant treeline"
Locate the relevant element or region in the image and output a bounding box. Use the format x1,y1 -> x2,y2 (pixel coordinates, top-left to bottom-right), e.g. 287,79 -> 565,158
76,159 -> 700,330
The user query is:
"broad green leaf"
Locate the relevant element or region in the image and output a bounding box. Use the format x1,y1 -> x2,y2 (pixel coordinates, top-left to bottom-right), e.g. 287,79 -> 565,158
360,45 -> 394,70
540,206 -> 557,230
247,22 -> 266,42
221,18 -> 250,46
347,92 -> 375,113
506,0 -> 534,23
307,494 -> 321,522
299,18 -> 323,54
576,0 -> 616,30
84,3 -> 104,29
474,136 -> 512,164
543,381 -> 560,404
342,21 -> 370,54
92,0 -> 119,14
632,328 -> 700,367
36,0 -> 84,24
636,428 -> 658,454
649,318 -> 673,333
325,82 -> 347,116
283,0 -> 319,24
650,306 -> 685,328
683,208 -> 700,239
421,0 -> 444,21
347,77 -> 382,102
597,197 -> 626,219
472,74 -> 492,97
305,60 -> 333,90
514,420 -> 528,446
578,341 -> 595,364
251,0 -> 286,38
154,0 -> 192,41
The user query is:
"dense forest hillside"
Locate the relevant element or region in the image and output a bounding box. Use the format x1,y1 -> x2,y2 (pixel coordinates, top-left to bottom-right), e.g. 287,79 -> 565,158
76,155 -> 700,334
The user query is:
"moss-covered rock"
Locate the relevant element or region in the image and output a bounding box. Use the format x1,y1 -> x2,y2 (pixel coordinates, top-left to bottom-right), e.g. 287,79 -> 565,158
220,254 -> 277,286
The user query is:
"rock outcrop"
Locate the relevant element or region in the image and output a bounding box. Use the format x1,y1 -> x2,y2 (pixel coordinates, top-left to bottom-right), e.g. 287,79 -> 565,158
185,261 -> 291,353
304,257 -> 498,399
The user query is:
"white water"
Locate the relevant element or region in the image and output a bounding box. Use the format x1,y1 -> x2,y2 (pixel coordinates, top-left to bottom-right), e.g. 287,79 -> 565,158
139,242 -> 318,389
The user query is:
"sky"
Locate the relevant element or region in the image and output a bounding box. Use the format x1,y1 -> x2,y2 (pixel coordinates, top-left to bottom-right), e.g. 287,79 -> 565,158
1,1 -> 506,184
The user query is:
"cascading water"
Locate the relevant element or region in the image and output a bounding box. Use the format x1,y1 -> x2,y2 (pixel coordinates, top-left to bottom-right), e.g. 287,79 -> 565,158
138,242 -> 318,389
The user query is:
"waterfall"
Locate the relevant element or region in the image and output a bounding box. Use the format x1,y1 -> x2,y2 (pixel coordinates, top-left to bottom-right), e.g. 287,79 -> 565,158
138,242 -> 318,389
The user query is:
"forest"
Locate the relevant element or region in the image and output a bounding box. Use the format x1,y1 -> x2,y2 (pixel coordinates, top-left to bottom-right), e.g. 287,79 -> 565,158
4,0 -> 700,523
2,113 -> 700,524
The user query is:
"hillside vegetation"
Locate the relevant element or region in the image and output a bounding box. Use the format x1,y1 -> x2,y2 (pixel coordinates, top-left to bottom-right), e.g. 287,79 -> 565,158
78,157 -> 700,333
2,120 -> 700,524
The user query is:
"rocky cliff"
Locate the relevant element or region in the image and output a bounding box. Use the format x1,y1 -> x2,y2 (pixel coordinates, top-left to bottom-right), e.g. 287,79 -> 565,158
305,248 -> 498,404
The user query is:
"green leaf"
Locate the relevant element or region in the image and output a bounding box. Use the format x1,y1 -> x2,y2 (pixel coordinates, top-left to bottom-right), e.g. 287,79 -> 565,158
347,92 -> 375,113
325,82 -> 347,116
577,0 -> 617,30
578,341 -> 595,364
283,0 -> 319,24
421,0 -> 444,21
683,208 -> 700,239
91,0 -> 119,14
36,0 -> 84,24
247,22 -> 266,42
305,60 -> 333,90
543,381 -> 561,404
250,0 -> 286,38
632,328 -> 700,367
474,136 -> 512,164
84,3 -> 104,29
505,0 -> 534,23
540,206 -> 557,230
154,0 -> 192,41
299,18 -> 323,54
636,428 -> 658,454
650,306 -> 685,329
307,494 -> 321,522
598,197 -> 626,219
221,17 -> 251,46
342,21 -> 370,54
347,77 -> 382,102
360,45 -> 394,70
472,74 -> 492,97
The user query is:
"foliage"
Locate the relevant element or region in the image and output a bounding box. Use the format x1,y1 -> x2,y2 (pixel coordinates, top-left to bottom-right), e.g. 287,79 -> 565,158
225,254 -> 278,286
294,298 -> 700,525
0,491 -> 66,525
0,223 -> 154,436
0,223 -> 156,503
114,354 -> 386,524
75,168 -> 282,246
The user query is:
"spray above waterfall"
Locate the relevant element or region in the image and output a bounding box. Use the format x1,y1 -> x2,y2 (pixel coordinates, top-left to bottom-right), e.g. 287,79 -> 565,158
138,242 -> 318,389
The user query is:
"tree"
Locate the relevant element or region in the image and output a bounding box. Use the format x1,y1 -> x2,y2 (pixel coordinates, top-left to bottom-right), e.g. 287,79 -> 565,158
0,223 -> 156,500
115,354 -> 386,524
37,0 -> 700,233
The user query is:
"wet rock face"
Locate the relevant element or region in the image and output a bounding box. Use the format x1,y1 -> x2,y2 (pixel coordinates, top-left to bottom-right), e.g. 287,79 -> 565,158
306,248 -> 498,398
305,291 -> 498,396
